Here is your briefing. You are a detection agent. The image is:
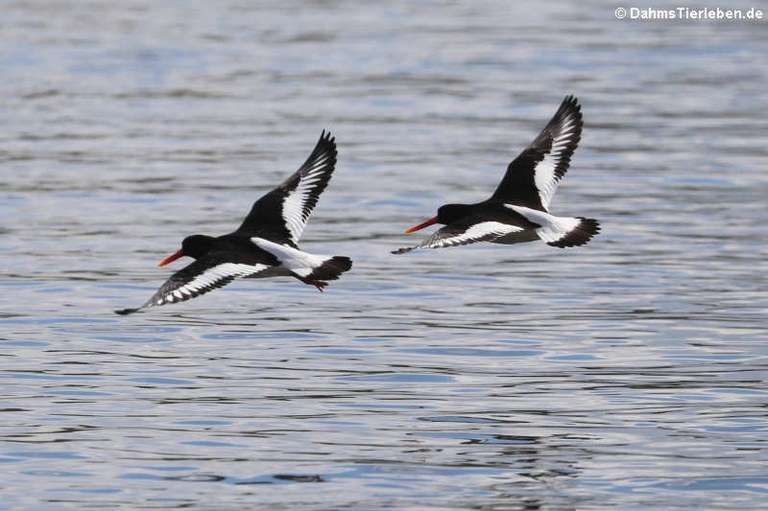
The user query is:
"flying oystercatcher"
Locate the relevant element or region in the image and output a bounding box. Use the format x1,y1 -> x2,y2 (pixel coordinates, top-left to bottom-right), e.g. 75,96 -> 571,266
116,131 -> 352,315
393,95 -> 599,255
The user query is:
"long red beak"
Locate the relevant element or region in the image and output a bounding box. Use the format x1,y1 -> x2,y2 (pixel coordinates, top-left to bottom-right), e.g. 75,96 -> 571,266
158,249 -> 184,267
404,216 -> 438,234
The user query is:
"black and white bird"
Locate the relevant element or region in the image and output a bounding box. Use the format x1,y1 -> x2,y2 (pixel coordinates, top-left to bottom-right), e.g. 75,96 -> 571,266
116,131 -> 352,315
393,95 -> 599,255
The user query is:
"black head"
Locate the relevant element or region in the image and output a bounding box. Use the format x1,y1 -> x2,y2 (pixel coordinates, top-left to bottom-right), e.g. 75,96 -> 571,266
158,234 -> 215,267
404,203 -> 472,234
180,235 -> 215,258
436,204 -> 472,224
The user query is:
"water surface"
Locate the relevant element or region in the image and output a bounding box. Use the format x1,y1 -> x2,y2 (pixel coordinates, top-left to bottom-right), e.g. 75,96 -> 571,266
1,1 -> 766,509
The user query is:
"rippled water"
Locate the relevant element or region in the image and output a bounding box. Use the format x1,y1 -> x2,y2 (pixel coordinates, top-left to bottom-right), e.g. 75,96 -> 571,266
2,1 -> 767,509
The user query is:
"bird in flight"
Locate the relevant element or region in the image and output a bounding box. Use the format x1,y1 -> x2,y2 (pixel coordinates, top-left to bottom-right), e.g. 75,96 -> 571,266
116,131 -> 351,315
393,95 -> 599,255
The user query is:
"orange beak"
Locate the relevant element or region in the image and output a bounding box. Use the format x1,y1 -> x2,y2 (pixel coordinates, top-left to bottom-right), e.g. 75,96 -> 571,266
158,249 -> 184,267
404,216 -> 438,234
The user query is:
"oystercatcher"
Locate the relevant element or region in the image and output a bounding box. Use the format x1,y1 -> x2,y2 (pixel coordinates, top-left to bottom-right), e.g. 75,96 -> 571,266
393,95 -> 600,255
116,131 -> 352,315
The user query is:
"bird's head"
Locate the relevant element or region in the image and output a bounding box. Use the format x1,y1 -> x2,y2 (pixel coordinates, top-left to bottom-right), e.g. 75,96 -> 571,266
403,204 -> 470,234
158,235 -> 215,267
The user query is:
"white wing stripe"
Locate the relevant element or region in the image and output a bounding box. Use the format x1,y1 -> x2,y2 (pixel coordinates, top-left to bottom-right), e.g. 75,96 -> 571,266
534,158 -> 558,210
411,221 -> 523,251
282,154 -> 333,243
156,263 -> 267,305
393,221 -> 525,254
438,221 -> 518,247
534,121 -> 579,210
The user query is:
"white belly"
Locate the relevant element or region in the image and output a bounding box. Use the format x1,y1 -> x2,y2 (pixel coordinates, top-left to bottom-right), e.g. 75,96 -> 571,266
243,265 -> 291,279
492,229 -> 540,245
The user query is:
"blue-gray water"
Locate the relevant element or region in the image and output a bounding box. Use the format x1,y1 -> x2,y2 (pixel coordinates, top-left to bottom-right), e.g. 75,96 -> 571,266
2,1 -> 766,509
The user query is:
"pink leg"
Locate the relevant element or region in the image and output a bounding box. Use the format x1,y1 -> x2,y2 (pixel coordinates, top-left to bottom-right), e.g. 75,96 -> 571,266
293,275 -> 328,292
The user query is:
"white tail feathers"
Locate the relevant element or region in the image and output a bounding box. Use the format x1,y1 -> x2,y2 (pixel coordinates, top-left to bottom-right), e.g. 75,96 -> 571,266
506,205 -> 600,248
251,237 -> 352,279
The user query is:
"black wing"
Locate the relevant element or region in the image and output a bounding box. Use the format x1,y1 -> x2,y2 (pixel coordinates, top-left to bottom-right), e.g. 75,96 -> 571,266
490,95 -> 582,211
392,216 -> 523,254
234,131 -> 337,246
115,257 -> 269,315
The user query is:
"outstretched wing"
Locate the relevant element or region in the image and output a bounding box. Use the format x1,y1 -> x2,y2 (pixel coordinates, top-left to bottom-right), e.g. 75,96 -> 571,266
392,218 -> 522,254
490,95 -> 582,212
235,131 -> 337,246
115,257 -> 269,315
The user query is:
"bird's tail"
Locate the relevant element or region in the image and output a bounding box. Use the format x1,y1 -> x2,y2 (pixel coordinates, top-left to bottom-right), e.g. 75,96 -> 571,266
545,217 -> 600,248
305,255 -> 353,281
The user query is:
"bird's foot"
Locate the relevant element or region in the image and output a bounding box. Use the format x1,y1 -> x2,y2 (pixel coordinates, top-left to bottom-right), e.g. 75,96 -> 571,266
295,276 -> 328,292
